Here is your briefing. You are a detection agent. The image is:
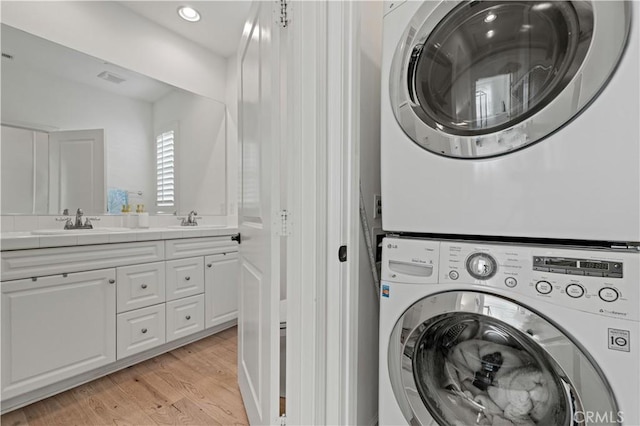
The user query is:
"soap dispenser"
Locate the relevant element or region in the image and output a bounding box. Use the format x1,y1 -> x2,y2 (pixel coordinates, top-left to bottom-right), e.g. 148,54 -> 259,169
138,204 -> 149,228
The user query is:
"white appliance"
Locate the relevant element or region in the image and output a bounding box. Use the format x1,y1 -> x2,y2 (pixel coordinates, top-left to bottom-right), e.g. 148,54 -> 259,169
380,0 -> 639,242
379,237 -> 639,425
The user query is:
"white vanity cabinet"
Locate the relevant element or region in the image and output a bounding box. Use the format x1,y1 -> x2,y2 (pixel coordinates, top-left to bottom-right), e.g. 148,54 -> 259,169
0,233 -> 238,414
1,269 -> 116,400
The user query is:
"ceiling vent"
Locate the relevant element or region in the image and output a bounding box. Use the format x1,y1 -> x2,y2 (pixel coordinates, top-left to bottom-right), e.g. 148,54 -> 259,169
2,52 -> 14,60
97,71 -> 126,84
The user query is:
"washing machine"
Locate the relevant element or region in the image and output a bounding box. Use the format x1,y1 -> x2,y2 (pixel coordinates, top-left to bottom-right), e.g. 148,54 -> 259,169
379,236 -> 639,425
380,0 -> 640,242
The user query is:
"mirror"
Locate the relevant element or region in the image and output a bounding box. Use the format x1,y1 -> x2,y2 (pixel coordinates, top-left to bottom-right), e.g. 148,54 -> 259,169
1,24 -> 227,216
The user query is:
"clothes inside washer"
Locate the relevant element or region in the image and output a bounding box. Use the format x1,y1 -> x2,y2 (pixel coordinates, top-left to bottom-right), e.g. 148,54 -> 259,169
441,340 -> 555,425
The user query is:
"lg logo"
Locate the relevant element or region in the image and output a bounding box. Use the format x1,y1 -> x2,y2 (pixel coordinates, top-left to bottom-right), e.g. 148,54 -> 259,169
387,244 -> 397,249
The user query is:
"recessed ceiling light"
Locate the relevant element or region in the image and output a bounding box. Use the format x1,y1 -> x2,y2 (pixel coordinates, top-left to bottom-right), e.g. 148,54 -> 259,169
178,6 -> 201,22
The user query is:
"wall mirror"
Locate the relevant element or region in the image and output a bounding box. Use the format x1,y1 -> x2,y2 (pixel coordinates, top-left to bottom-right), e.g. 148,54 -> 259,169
1,24 -> 227,216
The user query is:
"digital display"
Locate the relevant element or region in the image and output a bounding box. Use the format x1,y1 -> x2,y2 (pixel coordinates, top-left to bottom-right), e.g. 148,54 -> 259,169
581,261 -> 609,270
546,259 -> 577,267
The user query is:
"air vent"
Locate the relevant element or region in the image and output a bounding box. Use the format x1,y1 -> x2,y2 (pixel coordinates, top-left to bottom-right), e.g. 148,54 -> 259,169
2,53 -> 14,60
97,71 -> 126,84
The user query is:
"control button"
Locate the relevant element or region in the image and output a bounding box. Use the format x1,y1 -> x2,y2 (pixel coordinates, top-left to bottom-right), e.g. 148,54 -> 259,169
549,267 -> 567,274
535,281 -> 552,295
449,270 -> 459,280
599,287 -> 619,302
466,253 -> 498,280
504,277 -> 517,288
585,271 -> 604,277
568,270 -> 585,276
565,284 -> 584,298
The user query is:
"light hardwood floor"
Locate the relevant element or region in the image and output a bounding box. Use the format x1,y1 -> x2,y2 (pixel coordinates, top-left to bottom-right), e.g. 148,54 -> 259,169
1,326 -> 249,426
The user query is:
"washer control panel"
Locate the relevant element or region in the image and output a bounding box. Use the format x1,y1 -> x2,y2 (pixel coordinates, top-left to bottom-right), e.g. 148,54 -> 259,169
438,241 -> 639,321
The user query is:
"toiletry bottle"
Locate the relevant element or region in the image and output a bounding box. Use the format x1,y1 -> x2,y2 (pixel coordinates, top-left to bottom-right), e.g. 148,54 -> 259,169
138,204 -> 149,229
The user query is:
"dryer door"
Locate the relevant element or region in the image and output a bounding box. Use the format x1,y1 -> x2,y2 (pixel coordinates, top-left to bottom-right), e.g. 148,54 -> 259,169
390,1 -> 631,158
388,291 -> 618,425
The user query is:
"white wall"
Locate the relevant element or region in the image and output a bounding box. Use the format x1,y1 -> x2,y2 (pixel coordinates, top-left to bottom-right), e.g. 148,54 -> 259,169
1,63 -> 154,209
153,92 -> 226,215
357,2 -> 384,425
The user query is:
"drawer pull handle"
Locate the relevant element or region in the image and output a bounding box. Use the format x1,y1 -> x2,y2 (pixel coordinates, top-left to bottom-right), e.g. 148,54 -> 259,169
186,315 -> 191,320
141,328 -> 148,334
207,263 -> 213,268
141,284 -> 148,289
185,276 -> 191,281
108,279 -> 115,284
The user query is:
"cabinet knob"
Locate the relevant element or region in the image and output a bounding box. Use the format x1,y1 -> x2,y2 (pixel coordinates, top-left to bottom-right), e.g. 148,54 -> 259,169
141,328 -> 148,334
186,315 -> 191,320
185,276 -> 191,281
141,284 -> 148,289
108,279 -> 115,284
207,263 -> 213,268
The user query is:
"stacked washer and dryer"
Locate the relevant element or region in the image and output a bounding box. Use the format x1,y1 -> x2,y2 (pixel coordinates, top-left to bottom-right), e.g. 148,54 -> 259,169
378,1 -> 639,425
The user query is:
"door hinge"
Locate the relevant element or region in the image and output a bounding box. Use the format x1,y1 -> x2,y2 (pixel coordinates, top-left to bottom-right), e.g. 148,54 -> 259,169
278,0 -> 289,28
276,209 -> 291,237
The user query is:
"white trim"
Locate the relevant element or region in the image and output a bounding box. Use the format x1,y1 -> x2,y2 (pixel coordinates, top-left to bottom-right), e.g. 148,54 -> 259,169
286,2 -> 362,424
285,2 -> 327,424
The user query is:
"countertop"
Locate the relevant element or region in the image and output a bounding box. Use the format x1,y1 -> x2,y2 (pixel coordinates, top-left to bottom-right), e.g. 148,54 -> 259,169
0,226 -> 239,251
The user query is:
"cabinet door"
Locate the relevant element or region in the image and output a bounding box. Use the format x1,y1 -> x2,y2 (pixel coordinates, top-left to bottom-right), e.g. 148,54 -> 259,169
204,252 -> 239,329
116,262 -> 165,313
165,257 -> 204,301
1,269 -> 116,400
166,294 -> 204,342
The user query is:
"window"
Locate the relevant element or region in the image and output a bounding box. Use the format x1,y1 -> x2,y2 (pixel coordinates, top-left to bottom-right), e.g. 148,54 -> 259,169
156,130 -> 175,208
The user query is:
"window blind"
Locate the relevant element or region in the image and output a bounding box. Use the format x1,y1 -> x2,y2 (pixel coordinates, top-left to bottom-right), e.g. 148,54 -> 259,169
156,130 -> 175,207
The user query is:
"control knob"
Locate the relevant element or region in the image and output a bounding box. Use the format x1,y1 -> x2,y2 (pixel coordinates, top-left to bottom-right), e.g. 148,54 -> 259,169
466,252 -> 498,280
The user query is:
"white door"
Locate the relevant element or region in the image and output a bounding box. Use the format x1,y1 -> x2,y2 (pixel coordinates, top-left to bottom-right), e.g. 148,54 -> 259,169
48,129 -> 105,215
237,2 -> 283,424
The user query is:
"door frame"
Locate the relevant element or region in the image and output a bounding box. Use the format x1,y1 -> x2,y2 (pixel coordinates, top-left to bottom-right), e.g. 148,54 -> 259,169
285,1 -> 361,424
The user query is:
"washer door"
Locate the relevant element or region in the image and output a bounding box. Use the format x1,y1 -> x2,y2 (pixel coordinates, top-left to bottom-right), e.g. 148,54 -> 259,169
390,1 -> 631,158
388,291 -> 618,425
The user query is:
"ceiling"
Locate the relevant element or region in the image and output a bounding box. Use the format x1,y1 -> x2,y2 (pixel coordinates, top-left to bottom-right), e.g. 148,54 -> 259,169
118,1 -> 252,58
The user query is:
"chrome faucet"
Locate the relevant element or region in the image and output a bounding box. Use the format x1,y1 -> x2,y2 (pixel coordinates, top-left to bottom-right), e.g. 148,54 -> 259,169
59,208 -> 94,230
180,210 -> 199,226
75,208 -> 85,228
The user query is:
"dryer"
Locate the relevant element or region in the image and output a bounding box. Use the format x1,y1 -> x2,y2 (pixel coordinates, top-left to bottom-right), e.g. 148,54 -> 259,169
380,1 -> 639,242
379,237 -> 640,425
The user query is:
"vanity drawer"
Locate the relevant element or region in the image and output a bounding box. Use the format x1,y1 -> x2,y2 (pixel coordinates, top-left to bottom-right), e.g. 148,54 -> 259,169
116,262 -> 166,313
165,257 -> 204,301
166,294 -> 205,342
116,304 -> 166,359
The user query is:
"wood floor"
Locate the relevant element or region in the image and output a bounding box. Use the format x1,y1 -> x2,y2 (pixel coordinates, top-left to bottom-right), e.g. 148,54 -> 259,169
1,326 -> 249,426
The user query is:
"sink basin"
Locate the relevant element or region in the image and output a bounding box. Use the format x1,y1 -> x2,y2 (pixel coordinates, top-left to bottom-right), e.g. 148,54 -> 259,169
167,225 -> 226,229
31,227 -> 130,235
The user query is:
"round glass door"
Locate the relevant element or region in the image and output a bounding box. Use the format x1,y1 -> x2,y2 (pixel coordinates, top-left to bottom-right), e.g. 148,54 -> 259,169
390,1 -> 631,158
388,291 -> 618,425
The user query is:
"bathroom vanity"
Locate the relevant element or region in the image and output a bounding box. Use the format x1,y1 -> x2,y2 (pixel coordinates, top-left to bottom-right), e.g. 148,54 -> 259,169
0,227 -> 239,413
